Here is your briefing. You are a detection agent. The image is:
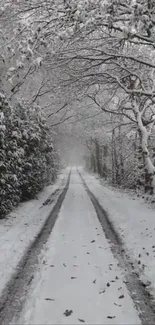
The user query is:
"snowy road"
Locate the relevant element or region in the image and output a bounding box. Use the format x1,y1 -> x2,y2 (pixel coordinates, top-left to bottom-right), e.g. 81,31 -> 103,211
17,169 -> 141,325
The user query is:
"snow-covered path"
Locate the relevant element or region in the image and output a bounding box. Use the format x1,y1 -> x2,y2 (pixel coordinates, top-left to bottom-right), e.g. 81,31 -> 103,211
18,169 -> 141,325
0,169 -> 68,296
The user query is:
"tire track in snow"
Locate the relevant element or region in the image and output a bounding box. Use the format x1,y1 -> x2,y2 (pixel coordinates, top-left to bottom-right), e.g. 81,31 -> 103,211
78,170 -> 155,325
0,170 -> 71,325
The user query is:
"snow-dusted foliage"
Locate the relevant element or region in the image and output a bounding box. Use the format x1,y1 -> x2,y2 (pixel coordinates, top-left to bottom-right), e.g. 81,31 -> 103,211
52,0 -> 155,194
0,0 -> 155,196
0,94 -> 59,218
85,129 -> 144,190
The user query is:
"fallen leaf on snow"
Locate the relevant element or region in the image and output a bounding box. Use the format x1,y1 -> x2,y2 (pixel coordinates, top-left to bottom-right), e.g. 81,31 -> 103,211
114,303 -> 121,307
28,275 -> 34,285
64,310 -> 73,317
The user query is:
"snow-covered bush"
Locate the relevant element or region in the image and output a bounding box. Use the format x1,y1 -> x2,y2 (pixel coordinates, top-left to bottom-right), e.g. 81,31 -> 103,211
0,94 -> 59,218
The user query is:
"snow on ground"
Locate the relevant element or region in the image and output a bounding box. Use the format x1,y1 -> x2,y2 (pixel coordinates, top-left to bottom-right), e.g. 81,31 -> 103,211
18,169 -> 140,325
0,169 -> 69,295
81,169 -> 155,296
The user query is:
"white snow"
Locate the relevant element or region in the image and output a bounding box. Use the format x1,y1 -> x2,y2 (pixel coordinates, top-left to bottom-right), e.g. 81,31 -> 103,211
0,169 -> 68,295
80,168 -> 155,297
18,169 -> 140,325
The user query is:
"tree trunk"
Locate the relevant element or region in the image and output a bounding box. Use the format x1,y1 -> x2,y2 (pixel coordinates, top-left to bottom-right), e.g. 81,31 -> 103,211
95,140 -> 102,176
118,124 -> 124,185
133,101 -> 155,194
91,154 -> 96,172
